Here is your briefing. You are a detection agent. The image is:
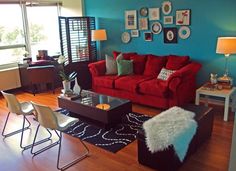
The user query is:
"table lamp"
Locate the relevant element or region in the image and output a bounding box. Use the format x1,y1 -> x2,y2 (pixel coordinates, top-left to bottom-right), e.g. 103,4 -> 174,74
216,37 -> 236,82
91,29 -> 107,60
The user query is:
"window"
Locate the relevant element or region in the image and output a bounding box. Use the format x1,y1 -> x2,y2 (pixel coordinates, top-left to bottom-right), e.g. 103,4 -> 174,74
0,2 -> 60,65
26,6 -> 61,60
0,4 -> 25,65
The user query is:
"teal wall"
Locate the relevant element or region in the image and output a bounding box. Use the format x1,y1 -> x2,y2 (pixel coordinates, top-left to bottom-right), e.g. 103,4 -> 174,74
83,0 -> 236,85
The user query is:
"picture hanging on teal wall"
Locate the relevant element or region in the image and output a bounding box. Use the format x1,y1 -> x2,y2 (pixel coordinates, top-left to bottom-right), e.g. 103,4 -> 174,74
149,8 -> 160,20
144,32 -> 153,41
178,26 -> 191,39
164,16 -> 173,25
176,10 -> 191,25
151,22 -> 162,34
131,30 -> 139,37
162,1 -> 172,15
125,10 -> 137,29
139,18 -> 148,30
139,7 -> 148,17
121,32 -> 131,43
164,27 -> 177,43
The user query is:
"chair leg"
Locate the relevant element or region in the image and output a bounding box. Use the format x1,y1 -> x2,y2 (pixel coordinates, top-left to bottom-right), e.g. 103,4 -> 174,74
57,131 -> 89,171
31,125 -> 60,155
20,120 -> 52,150
2,112 -> 31,138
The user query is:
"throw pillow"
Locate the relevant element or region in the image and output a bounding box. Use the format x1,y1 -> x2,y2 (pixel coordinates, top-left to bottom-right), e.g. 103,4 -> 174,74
105,54 -> 117,75
116,53 -> 124,61
143,55 -> 167,76
130,54 -> 147,75
113,51 -> 137,60
117,59 -> 133,76
157,68 -> 176,80
166,55 -> 190,70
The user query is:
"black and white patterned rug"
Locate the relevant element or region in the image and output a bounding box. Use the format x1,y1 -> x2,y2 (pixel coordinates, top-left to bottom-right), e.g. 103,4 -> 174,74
58,109 -> 151,153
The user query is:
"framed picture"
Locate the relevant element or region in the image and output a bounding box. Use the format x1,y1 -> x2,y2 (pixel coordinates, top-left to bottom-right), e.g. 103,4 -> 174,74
131,30 -> 139,37
139,18 -> 148,30
140,7 -> 148,17
164,16 -> 173,24
125,10 -> 137,30
149,8 -> 160,20
121,32 -> 131,43
144,32 -> 153,41
162,1 -> 172,15
176,10 -> 191,25
178,26 -> 191,39
151,22 -> 162,34
163,27 -> 177,43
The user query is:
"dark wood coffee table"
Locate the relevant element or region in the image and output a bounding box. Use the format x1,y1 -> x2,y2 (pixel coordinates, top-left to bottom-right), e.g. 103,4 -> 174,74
58,90 -> 132,128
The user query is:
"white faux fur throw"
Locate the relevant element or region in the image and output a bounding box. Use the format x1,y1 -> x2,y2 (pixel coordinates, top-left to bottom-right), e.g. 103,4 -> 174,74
143,106 -> 197,162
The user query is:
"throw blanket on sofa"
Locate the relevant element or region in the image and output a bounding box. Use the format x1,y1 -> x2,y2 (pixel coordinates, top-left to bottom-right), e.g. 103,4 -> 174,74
143,106 -> 197,162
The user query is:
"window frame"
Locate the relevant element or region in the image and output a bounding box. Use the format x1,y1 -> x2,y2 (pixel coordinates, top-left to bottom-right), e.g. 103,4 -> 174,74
0,1 -> 61,65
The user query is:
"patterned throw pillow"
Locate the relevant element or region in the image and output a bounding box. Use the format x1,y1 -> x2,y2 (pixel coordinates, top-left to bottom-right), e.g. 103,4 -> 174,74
157,68 -> 176,80
105,54 -> 117,75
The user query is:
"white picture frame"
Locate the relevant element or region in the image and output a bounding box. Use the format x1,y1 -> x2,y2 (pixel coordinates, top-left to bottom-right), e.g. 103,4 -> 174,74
149,8 -> 160,21
162,1 -> 172,15
164,16 -> 173,24
144,32 -> 153,41
151,22 -> 162,34
139,18 -> 148,30
176,10 -> 191,25
125,10 -> 137,30
131,30 -> 139,37
178,26 -> 191,39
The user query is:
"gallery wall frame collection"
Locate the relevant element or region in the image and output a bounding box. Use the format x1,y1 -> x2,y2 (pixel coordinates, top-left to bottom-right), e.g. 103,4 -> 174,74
122,1 -> 191,44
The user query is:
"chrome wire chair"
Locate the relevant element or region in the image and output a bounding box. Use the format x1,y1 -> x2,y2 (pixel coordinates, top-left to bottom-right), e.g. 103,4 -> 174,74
31,102 -> 89,170
1,91 -> 52,150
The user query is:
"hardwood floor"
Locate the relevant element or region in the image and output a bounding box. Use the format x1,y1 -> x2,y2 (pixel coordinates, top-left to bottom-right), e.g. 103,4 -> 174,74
0,89 -> 234,171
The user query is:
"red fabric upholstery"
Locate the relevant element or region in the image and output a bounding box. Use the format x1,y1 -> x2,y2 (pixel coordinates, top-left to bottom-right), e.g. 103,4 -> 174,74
113,51 -> 137,60
115,75 -> 153,93
139,79 -> 169,97
89,53 -> 202,109
166,55 -> 190,70
130,55 -> 147,74
143,55 -> 167,77
88,60 -> 106,76
93,75 -> 119,88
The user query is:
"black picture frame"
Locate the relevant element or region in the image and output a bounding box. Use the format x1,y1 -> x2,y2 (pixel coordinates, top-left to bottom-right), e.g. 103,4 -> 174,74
164,27 -> 177,43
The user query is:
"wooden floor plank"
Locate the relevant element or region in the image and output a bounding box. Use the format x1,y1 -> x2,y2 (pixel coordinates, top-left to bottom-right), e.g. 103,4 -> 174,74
0,89 -> 233,171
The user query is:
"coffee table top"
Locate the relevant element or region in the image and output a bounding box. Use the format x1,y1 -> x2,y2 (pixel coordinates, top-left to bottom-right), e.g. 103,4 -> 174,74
59,90 -> 131,111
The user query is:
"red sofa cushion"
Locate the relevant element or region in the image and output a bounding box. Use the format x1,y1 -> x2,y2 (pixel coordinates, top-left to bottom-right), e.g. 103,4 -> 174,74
113,51 -> 137,60
93,75 -> 119,88
130,54 -> 147,74
166,55 -> 190,70
115,75 -> 153,93
139,79 -> 169,98
143,55 -> 167,77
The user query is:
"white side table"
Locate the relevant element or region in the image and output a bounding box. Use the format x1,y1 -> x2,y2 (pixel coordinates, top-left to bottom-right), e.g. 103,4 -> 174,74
195,86 -> 236,121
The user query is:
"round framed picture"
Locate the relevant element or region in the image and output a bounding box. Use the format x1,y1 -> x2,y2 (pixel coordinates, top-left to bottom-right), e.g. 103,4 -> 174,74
162,1 -> 172,15
151,22 -> 162,34
121,32 -> 131,43
140,7 -> 148,17
178,26 -> 191,39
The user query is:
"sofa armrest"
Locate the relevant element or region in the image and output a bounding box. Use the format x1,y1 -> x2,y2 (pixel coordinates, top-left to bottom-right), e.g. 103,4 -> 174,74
167,62 -> 202,92
88,60 -> 106,76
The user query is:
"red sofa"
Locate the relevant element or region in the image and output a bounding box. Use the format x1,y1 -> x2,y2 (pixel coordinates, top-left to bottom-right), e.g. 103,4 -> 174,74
88,52 -> 201,109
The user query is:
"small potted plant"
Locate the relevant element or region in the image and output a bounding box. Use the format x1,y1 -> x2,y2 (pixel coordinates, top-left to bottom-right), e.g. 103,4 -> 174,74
59,71 -> 77,92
